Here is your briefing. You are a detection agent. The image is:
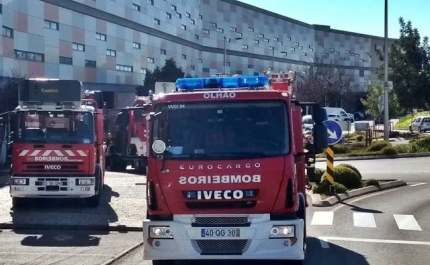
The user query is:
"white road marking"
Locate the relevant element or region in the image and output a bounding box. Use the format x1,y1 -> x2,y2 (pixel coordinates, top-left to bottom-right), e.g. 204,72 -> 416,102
319,236 -> 430,249
393,214 -> 422,231
311,211 -> 334,226
410,183 -> 426,187
353,212 -> 377,228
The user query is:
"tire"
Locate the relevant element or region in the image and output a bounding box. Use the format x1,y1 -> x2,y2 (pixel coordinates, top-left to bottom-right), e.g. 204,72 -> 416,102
110,156 -> 127,172
12,197 -> 26,208
152,261 -> 174,265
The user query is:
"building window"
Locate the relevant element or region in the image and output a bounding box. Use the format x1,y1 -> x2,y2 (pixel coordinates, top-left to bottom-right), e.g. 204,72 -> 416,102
259,33 -> 264,38
278,41 -> 283,45
0,4 -> 2,14
318,44 -> 324,47
96,33 -> 106,41
210,22 -> 217,28
202,67 -> 209,72
268,46 -> 274,50
186,12 -> 191,18
140,68 -> 147,74
133,42 -> 141,49
291,47 -> 295,51
359,69 -> 364,77
44,20 -> 59,30
254,39 -> 259,44
242,44 -> 248,49
2,26 -> 13,38
59,56 -> 72,65
199,14 -> 203,19
225,37 -> 231,42
248,27 -> 254,32
166,12 -> 172,19
334,51 -> 340,55
177,12 -> 182,18
154,18 -> 160,25
225,62 -> 230,66
236,32 -> 242,37
230,27 -> 237,32
106,49 -> 116,57
72,43 -> 85,51
147,0 -> 154,5
298,46 -> 303,50
148,57 -> 155,63
202,29 -> 209,34
160,49 -> 166,55
340,57 -> 346,60
273,37 -> 279,41
329,48 -> 335,52
359,59 -> 364,62
263,38 -> 269,43
116,64 -> 133,72
190,19 -> 195,25
181,24 -> 186,30
345,50 -> 350,53
85,60 -> 96,68
217,28 -> 223,33
248,65 -> 254,69
182,54 -> 187,59
195,34 -> 199,40
302,53 -> 307,56
295,42 -> 299,46
310,48 -> 314,52
191,65 -> 195,70
15,50 -> 44,62
132,3 -> 140,11
171,5 -> 177,11
286,37 -> 291,41
198,58 -> 203,63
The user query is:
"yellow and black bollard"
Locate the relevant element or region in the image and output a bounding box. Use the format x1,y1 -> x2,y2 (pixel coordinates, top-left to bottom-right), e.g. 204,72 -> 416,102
326,145 -> 335,191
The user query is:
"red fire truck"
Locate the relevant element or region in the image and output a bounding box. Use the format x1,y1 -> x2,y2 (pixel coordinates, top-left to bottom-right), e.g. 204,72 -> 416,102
9,78 -> 106,208
105,96 -> 151,172
142,72 -> 328,264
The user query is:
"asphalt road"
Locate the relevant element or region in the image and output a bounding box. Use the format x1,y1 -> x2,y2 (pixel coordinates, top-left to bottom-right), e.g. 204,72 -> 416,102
316,156 -> 430,183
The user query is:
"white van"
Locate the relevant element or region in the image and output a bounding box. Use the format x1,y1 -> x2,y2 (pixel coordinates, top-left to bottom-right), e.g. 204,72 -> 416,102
323,107 -> 354,122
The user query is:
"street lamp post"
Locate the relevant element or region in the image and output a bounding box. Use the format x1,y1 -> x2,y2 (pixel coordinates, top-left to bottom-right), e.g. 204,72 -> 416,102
383,0 -> 389,140
223,36 -> 242,74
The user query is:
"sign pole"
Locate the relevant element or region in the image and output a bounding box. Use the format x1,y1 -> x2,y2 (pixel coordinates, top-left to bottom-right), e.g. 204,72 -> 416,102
326,145 -> 335,191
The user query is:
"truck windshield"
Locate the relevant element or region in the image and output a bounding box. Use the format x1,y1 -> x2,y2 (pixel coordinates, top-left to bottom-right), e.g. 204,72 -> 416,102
15,111 -> 94,144
152,100 -> 289,159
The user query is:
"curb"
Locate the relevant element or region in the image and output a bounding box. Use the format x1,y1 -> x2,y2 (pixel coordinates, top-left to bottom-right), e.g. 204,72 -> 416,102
315,152 -> 430,162
0,223 -> 142,232
100,241 -> 143,265
308,179 -> 407,207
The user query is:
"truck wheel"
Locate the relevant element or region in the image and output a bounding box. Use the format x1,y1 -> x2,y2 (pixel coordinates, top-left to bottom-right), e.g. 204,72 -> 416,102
12,197 -> 26,208
110,157 -> 127,172
152,261 -> 174,265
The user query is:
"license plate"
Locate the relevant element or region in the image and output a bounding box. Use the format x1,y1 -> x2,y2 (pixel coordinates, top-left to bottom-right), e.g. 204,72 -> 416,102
201,228 -> 240,238
42,181 -> 62,186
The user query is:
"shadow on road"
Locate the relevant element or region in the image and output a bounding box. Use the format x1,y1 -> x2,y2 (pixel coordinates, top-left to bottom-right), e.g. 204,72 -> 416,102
341,202 -> 383,214
19,229 -> 106,247
9,184 -> 120,229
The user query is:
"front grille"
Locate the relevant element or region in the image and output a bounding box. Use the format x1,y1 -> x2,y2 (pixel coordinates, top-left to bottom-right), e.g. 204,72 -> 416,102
195,239 -> 248,255
193,216 -> 250,227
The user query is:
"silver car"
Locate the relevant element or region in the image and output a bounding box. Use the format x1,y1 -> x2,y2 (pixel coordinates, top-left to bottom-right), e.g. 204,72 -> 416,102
409,116 -> 430,133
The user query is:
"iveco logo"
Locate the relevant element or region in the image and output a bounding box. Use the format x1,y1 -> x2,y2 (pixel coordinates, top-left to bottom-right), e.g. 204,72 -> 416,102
44,165 -> 61,170
203,92 -> 236,99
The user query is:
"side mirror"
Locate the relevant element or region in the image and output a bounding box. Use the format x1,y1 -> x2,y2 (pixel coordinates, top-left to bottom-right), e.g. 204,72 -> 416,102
312,105 -> 327,123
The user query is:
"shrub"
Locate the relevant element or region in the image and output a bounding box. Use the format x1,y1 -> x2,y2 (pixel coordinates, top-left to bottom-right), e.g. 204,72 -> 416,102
394,143 -> 410,154
356,135 -> 364,142
409,137 -> 430,153
332,144 -> 350,154
312,180 -> 329,194
366,140 -> 391,152
380,146 -> 398,155
365,179 -> 380,187
332,182 -> 347,194
335,163 -> 362,181
321,166 -> 361,189
312,168 -> 325,183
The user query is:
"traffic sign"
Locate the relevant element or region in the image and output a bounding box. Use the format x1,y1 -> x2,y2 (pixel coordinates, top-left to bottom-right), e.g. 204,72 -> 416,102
323,120 -> 343,145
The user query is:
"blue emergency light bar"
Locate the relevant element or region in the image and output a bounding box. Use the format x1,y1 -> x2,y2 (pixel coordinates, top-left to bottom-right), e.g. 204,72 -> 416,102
175,75 -> 269,91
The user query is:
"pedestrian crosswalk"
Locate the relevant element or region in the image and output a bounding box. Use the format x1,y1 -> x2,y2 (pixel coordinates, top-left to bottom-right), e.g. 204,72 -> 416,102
310,211 -> 424,231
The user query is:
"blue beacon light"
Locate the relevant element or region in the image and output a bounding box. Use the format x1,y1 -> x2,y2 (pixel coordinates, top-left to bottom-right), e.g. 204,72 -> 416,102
175,76 -> 268,91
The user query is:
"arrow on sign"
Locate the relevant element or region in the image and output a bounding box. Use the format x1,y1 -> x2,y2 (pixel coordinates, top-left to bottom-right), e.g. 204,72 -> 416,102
328,129 -> 338,139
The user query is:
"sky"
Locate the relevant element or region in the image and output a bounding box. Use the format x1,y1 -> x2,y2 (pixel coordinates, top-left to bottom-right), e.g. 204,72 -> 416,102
238,0 -> 430,39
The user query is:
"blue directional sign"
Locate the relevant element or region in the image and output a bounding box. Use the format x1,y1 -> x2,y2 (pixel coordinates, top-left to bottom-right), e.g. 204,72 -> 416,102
323,120 -> 343,145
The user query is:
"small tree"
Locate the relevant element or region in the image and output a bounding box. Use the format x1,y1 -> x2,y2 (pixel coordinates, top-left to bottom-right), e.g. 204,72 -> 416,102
296,56 -> 353,108
0,68 -> 26,114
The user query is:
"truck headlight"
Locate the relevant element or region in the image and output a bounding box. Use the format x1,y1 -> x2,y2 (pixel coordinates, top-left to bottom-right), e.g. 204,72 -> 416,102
12,178 -> 28,185
76,178 -> 95,185
269,225 -> 295,238
149,226 -> 174,239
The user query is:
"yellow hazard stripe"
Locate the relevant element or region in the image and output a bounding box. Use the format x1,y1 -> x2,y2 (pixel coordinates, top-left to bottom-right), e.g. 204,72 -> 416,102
326,160 -> 334,170
326,146 -> 334,157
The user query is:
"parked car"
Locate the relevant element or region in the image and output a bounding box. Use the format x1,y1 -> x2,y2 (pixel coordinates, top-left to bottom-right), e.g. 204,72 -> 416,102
409,116 -> 430,133
323,107 -> 355,122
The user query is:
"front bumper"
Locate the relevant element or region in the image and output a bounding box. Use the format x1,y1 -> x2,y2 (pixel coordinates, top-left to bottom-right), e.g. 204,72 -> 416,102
10,176 -> 96,198
143,214 -> 304,261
